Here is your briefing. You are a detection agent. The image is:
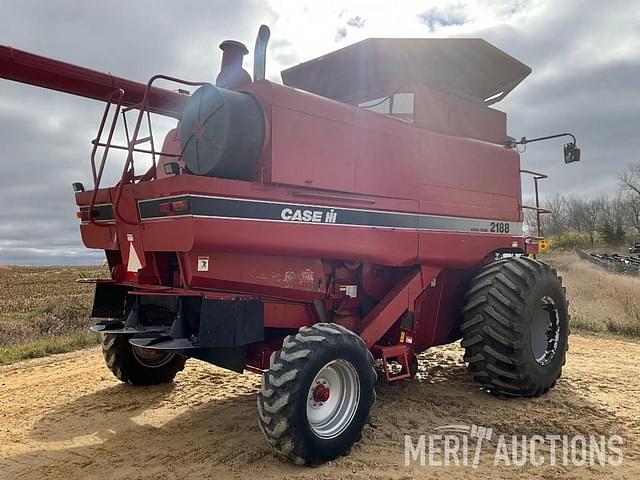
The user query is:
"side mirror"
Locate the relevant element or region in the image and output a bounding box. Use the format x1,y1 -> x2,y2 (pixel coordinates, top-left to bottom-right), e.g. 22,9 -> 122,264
564,143 -> 581,163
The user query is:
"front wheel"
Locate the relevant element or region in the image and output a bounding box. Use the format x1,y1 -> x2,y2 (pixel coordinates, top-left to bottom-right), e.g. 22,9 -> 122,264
102,334 -> 186,385
461,256 -> 569,396
257,323 -> 377,465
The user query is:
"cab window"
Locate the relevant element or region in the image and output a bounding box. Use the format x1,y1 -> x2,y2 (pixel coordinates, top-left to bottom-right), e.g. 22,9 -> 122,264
358,92 -> 414,121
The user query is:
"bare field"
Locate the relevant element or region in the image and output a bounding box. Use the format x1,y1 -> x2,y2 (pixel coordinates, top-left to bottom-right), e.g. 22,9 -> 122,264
0,335 -> 639,479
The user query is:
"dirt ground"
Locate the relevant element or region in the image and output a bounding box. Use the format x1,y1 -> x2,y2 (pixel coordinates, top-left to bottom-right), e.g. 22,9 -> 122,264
1,334 -> 639,479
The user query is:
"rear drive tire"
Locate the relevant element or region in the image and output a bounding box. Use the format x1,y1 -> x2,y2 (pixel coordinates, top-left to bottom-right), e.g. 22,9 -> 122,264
257,323 -> 377,465
460,256 -> 568,396
102,334 -> 186,385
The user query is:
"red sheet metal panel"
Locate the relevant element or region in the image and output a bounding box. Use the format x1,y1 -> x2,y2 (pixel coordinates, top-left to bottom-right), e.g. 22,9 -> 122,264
186,252 -> 325,299
412,84 -> 507,144
360,266 -> 440,347
418,130 -> 521,221
267,83 -> 420,199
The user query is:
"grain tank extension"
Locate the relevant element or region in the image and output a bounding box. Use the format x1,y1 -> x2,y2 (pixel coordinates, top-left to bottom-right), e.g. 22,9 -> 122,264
0,26 -> 579,465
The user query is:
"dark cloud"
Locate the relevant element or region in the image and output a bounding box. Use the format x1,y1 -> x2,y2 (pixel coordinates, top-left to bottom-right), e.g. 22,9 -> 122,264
0,246 -> 106,266
334,27 -> 348,42
417,5 -> 466,32
335,13 -> 367,42
479,0 -> 530,19
346,16 -> 367,29
476,0 -> 640,200
1,0 -> 639,264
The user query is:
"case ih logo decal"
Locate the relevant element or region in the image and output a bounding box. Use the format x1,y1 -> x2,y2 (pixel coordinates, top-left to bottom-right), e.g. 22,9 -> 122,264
136,195 -> 522,235
280,207 -> 337,223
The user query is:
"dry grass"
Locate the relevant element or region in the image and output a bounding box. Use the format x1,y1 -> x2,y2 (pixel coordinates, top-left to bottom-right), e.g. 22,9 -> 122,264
0,266 -> 108,364
542,252 -> 640,337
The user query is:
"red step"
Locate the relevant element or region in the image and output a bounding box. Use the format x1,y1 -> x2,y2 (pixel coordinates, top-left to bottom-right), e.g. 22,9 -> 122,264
374,344 -> 410,382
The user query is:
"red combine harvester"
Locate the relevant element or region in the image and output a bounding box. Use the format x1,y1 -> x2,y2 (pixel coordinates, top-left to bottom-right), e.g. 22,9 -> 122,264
0,26 -> 580,464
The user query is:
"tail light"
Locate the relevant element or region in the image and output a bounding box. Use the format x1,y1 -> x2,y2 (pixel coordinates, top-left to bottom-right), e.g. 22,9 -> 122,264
158,199 -> 191,216
76,208 -> 101,221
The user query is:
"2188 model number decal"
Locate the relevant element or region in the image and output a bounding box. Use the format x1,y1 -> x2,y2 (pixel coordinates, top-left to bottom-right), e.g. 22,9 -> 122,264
490,222 -> 510,233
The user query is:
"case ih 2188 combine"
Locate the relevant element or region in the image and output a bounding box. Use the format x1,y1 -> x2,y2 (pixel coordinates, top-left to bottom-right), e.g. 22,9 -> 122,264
1,26 -> 579,464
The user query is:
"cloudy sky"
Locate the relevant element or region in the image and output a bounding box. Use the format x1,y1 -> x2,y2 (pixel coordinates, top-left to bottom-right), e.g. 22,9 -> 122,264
1,0 -> 639,265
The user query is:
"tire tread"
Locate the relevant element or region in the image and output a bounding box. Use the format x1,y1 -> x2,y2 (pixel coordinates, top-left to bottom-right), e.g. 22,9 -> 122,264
257,323 -> 376,465
460,257 -> 568,397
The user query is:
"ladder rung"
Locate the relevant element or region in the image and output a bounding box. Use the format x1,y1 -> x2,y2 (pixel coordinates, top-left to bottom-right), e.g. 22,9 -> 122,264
132,136 -> 152,145
122,102 -> 143,113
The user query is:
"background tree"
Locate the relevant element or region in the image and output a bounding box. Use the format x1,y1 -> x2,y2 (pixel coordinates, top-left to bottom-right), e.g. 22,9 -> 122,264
545,194 -> 567,240
620,162 -> 640,236
583,197 -> 604,245
523,161 -> 640,249
598,219 -> 615,246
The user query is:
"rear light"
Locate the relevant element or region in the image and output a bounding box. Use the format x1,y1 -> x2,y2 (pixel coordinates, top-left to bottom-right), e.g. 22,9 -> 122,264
172,199 -> 190,213
158,199 -> 191,216
76,208 -> 101,221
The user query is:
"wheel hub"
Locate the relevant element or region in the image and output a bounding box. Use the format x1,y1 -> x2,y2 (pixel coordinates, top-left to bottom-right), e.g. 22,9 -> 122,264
312,383 -> 331,403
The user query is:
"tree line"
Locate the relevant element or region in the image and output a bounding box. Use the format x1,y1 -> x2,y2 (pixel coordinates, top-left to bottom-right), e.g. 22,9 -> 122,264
526,162 -> 640,249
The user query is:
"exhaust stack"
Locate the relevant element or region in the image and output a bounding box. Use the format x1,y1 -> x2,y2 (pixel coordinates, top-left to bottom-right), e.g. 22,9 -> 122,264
215,40 -> 250,89
253,25 -> 271,81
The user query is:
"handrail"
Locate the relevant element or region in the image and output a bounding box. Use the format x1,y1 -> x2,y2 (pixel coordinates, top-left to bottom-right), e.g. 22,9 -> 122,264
88,88 -> 124,227
112,75 -> 212,225
520,169 -> 548,180
522,205 -> 551,214
520,169 -> 548,237
86,75 -> 211,226
90,140 -> 181,157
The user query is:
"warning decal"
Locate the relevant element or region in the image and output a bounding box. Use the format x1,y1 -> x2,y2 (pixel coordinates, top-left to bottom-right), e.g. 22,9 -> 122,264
197,256 -> 209,272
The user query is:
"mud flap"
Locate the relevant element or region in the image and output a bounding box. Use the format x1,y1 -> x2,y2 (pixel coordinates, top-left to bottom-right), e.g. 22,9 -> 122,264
91,283 -> 129,318
198,298 -> 264,348
187,346 -> 247,372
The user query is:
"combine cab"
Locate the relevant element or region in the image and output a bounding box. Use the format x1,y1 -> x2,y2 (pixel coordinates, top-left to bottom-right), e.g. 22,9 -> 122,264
1,26 -> 578,465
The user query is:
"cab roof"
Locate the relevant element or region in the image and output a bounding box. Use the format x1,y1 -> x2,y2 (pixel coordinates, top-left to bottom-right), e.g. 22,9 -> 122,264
281,38 -> 531,105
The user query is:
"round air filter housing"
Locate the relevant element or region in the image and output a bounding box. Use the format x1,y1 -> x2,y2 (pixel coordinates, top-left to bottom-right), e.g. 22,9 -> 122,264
180,84 -> 265,180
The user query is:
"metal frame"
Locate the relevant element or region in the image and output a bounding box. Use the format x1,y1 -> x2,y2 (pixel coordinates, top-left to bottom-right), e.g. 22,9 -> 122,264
87,75 -> 211,226
88,88 -> 124,226
521,169 -> 550,238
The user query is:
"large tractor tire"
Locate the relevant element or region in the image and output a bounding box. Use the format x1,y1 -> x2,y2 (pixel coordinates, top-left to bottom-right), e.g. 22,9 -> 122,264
102,334 -> 186,385
461,256 -> 568,397
257,323 -> 377,465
